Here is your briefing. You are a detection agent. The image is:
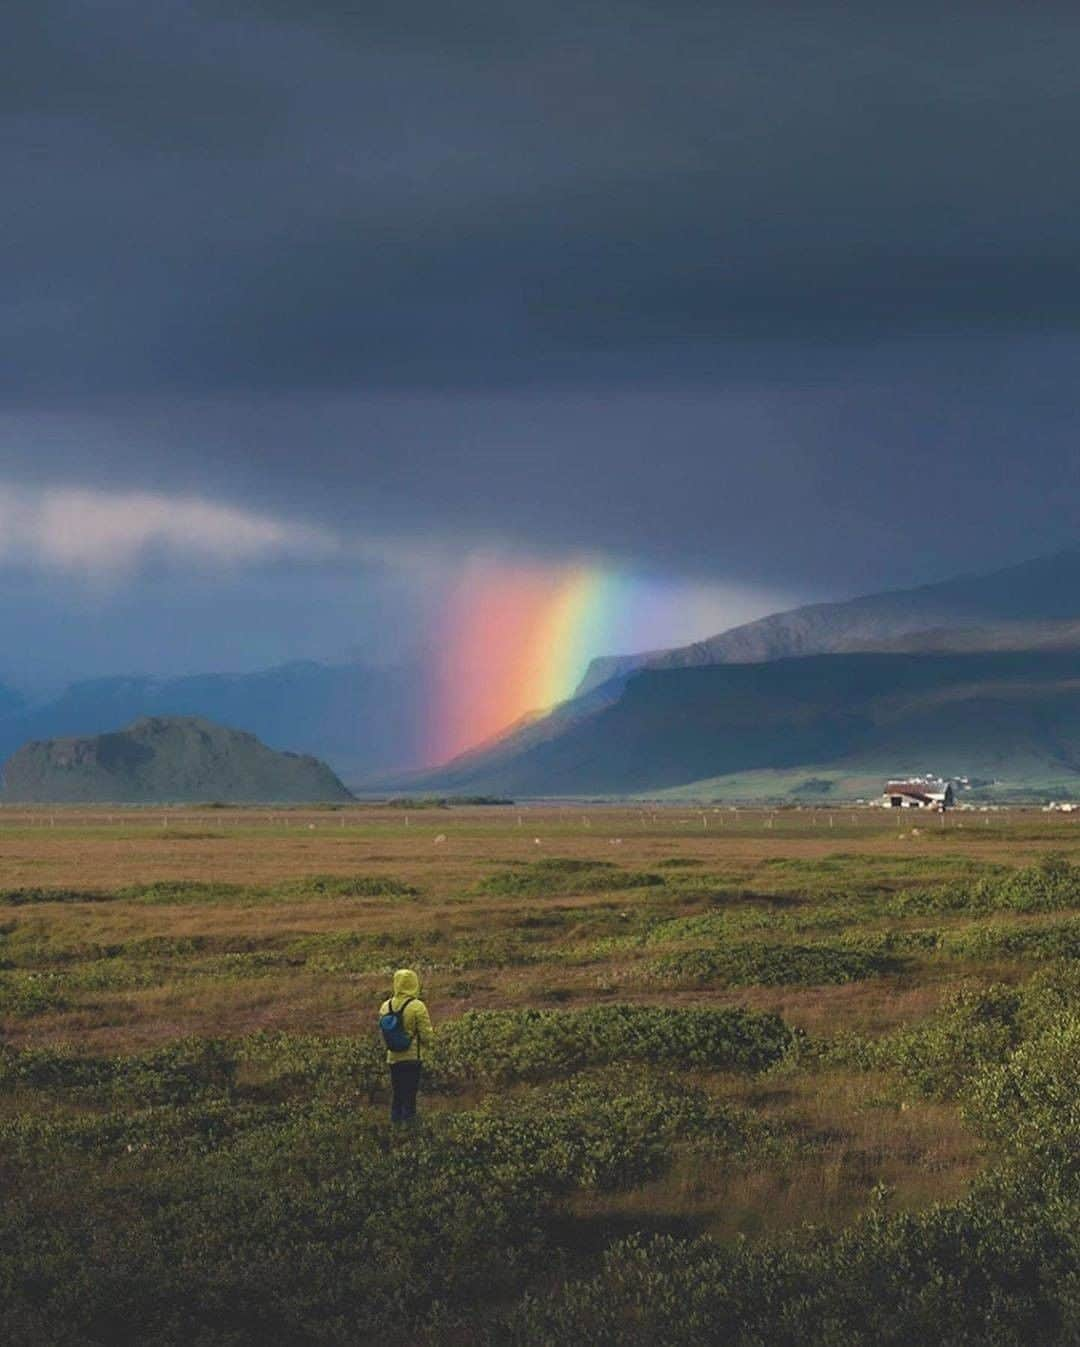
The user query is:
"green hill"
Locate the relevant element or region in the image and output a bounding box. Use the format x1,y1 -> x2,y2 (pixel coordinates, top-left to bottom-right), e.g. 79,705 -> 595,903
0,716 -> 353,804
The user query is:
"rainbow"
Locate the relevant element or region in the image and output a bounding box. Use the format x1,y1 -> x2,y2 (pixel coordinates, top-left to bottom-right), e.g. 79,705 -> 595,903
428,557 -> 743,766
427,561 -> 609,765
420,554 -> 781,765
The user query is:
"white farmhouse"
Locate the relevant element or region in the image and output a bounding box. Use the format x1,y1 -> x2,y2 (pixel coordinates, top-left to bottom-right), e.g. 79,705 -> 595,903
883,779 -> 955,810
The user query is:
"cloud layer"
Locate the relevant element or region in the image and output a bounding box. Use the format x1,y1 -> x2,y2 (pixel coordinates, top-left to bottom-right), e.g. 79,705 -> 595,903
0,1 -> 1076,687
7,1 -> 1080,400
0,483 -> 339,574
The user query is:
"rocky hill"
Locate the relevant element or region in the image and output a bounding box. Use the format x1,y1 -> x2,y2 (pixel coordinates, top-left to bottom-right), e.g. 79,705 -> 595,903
0,716 -> 353,803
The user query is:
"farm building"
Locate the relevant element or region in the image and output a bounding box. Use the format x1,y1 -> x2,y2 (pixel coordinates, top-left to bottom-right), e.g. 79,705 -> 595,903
883,780 -> 955,810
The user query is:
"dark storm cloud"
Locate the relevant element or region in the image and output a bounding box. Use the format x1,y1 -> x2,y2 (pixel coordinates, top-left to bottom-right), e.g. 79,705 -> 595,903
8,0 -> 1080,392
2,0 -> 1079,592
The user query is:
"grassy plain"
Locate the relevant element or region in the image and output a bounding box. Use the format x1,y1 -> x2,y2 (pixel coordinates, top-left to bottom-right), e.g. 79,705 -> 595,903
3,802 -> 1080,1344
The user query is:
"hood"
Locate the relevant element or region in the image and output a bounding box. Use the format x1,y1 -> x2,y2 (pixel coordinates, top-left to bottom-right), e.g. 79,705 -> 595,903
393,968 -> 420,999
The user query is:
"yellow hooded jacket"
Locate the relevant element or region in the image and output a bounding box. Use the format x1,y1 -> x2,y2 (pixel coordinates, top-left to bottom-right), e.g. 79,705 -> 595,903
380,968 -> 434,1064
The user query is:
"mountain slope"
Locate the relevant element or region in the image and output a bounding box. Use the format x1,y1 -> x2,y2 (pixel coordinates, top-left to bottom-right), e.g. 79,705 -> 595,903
419,650 -> 1080,797
0,716 -> 353,803
576,546 -> 1080,693
844,619 -> 1080,655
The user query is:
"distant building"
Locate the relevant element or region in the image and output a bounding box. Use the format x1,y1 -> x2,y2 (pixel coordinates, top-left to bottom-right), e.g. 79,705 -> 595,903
883,780 -> 954,810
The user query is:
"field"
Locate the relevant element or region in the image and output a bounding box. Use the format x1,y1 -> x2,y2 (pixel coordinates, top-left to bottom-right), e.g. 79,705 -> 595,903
4,802 -> 1080,1345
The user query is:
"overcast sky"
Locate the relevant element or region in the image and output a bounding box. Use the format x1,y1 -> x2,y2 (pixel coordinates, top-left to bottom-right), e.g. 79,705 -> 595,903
2,1 -> 1078,683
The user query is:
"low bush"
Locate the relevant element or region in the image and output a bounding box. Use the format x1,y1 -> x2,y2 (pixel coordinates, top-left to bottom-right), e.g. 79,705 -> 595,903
892,854 -> 1080,917
477,859 -> 665,898
1017,962 -> 1080,1038
0,1098 -> 273,1160
237,1031 -> 385,1099
437,1004 -> 796,1085
494,1175 -> 1080,1346
0,971 -> 69,1017
841,927 -> 947,956
964,1014 -> 1080,1161
270,874 -> 419,899
0,1079 -> 760,1346
645,910 -> 773,943
0,888 -> 112,905
941,919 -> 1080,963
870,984 -> 1023,1100
0,1037 -> 240,1104
650,942 -> 897,987
120,880 -> 249,904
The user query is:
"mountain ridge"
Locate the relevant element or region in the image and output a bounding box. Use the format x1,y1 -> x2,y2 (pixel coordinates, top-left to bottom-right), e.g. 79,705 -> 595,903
575,546 -> 1080,694
409,543 -> 1080,797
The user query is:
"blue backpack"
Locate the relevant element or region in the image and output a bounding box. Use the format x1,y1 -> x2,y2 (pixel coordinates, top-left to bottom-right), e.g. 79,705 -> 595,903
379,996 -> 415,1052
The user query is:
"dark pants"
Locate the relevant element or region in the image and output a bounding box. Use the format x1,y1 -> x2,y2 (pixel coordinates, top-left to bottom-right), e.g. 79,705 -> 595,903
389,1061 -> 421,1123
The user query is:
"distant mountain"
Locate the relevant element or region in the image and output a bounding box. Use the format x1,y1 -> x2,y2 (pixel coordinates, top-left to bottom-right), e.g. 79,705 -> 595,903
0,682 -> 25,716
575,546 -> 1080,693
0,660 -> 428,784
404,546 -> 1080,797
414,649 -> 1080,797
6,546 -> 1080,797
0,716 -> 353,803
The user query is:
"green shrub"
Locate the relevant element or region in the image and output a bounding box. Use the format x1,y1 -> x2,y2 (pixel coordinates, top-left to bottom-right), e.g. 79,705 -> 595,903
0,972 -> 69,1017
942,919 -> 1080,963
122,934 -> 212,958
120,880 -> 249,904
477,859 -> 665,898
0,888 -> 112,905
964,1014 -> 1080,1162
237,1031 -> 385,1099
495,1180 -> 1080,1347
437,1004 -> 795,1085
0,1043 -> 113,1091
650,942 -> 898,987
892,883 -> 991,915
893,854 -> 1080,917
646,907 -> 796,943
271,873 -> 419,899
0,1099 -> 291,1162
841,927 -> 947,957
0,1082 -> 750,1346
875,985 -> 1023,1099
1017,962 -> 1080,1038
194,951 -> 300,978
62,959 -> 162,992
0,1037 -> 239,1103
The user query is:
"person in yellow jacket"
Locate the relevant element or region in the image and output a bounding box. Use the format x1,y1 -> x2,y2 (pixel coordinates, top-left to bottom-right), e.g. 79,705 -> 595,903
379,968 -> 434,1123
